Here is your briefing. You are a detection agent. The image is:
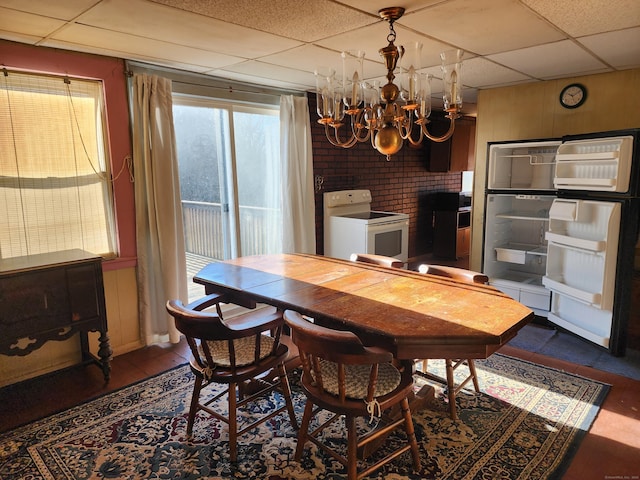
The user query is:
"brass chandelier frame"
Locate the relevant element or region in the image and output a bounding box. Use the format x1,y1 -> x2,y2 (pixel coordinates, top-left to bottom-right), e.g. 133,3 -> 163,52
316,7 -> 463,160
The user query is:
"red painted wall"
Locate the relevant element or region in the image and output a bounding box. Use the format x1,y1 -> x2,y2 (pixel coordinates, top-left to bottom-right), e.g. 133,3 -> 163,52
0,40 -> 135,270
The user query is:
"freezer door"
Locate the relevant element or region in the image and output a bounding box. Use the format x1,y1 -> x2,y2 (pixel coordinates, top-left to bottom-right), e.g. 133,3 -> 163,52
554,135 -> 634,192
542,199 -> 621,348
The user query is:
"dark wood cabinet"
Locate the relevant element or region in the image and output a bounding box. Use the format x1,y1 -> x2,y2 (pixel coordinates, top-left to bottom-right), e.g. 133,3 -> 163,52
0,249 -> 111,381
433,208 -> 471,260
428,116 -> 476,172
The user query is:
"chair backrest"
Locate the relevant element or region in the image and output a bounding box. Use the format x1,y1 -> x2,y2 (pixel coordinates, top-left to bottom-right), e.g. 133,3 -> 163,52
284,310 -> 395,404
417,264 -> 488,285
167,295 -> 284,373
350,253 -> 404,269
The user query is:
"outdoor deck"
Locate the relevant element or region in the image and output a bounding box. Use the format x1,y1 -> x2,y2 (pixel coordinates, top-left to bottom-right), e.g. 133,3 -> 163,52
186,252 -> 215,302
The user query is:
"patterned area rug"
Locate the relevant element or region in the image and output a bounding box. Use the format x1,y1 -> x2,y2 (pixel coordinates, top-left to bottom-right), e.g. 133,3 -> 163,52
1,354 -> 609,480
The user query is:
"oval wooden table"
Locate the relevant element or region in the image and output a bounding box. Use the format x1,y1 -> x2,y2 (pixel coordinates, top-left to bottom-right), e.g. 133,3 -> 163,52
194,253 -> 534,458
193,253 -> 534,361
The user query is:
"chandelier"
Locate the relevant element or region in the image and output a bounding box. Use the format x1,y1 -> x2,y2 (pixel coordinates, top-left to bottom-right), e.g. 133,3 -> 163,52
315,7 -> 463,161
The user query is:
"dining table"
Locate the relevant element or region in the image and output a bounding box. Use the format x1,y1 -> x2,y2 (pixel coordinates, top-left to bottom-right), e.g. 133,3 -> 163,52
193,253 -> 534,361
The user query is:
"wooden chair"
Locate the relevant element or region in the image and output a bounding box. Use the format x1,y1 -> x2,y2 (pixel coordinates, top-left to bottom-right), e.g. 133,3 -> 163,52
416,264 -> 488,420
349,253 -> 404,269
166,294 -> 298,462
284,309 -> 421,480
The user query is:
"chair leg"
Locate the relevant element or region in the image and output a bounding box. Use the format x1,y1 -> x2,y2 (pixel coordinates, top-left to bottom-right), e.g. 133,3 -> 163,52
445,359 -> 458,420
346,416 -> 358,480
277,363 -> 298,429
228,382 -> 238,463
295,399 -> 314,461
400,396 -> 421,471
468,359 -> 480,392
187,375 -> 204,435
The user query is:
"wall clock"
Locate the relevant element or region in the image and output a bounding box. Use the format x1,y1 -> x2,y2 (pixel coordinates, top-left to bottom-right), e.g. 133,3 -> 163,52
559,83 -> 587,109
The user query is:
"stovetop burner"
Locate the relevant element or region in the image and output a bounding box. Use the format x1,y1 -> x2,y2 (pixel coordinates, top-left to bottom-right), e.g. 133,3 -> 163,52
339,211 -> 401,220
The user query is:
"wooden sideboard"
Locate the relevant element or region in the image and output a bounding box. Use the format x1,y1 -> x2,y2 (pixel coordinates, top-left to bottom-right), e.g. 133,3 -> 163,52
0,249 -> 111,381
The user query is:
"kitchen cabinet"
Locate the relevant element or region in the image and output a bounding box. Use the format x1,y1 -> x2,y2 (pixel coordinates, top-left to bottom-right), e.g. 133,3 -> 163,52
433,207 -> 471,259
457,222 -> 471,257
0,249 -> 111,381
428,116 -> 476,172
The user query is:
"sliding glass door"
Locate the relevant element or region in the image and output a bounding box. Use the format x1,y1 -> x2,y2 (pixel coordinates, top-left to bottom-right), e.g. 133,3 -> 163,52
172,95 -> 282,261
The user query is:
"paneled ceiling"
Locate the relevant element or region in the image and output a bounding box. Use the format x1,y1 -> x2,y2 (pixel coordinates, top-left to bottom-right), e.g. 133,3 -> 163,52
1,0 -> 639,110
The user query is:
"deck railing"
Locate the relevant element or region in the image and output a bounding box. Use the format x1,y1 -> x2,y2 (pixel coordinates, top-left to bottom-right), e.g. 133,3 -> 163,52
182,200 -> 281,260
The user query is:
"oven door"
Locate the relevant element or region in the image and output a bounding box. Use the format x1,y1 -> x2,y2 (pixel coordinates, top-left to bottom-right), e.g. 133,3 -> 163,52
366,219 -> 409,264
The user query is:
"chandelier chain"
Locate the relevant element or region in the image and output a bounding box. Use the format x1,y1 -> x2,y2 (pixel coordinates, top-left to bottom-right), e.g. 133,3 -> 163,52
387,20 -> 397,43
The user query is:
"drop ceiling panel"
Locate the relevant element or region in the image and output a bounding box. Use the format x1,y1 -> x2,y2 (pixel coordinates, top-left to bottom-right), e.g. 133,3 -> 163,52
400,0 -> 566,55
150,0 -> 377,42
206,67 -> 311,91
579,27 -> 640,69
75,0 -> 302,59
260,45 -> 349,75
522,0 -> 640,36
488,40 -> 611,79
219,60 -> 317,89
0,0 -> 97,20
0,7 -> 67,38
315,23 -> 454,70
43,24 -> 246,71
462,57 -> 534,88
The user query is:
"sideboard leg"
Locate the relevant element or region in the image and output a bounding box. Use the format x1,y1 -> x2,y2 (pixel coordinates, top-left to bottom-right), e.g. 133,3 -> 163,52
98,331 -> 112,382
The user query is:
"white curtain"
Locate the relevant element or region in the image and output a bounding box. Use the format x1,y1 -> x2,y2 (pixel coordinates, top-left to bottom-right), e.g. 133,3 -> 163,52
280,95 -> 316,253
131,74 -> 187,345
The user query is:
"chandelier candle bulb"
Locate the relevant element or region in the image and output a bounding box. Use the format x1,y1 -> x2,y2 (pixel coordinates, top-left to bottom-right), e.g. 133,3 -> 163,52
451,70 -> 457,110
351,71 -> 359,108
409,68 -> 415,101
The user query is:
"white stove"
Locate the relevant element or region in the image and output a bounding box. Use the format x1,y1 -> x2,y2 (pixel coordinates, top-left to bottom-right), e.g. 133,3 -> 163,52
323,189 -> 409,264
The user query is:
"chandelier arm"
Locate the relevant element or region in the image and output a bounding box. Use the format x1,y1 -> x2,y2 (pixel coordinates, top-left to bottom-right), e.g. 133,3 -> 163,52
351,110 -> 372,143
324,123 -> 347,147
324,122 -> 358,148
398,110 -> 413,140
421,115 -> 456,143
405,121 -> 424,146
334,124 -> 359,148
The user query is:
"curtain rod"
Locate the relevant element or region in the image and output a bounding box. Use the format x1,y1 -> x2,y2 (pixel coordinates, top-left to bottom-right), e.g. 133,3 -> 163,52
125,60 -> 306,99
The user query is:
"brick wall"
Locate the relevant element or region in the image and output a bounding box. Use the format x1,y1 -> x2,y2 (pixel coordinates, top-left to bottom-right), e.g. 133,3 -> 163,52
308,93 -> 462,260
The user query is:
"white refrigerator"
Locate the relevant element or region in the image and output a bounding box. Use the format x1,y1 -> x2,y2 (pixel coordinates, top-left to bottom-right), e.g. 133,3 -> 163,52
483,129 -> 640,355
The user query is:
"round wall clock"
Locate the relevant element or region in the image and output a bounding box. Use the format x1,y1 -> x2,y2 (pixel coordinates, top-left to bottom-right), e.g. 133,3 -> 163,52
559,83 -> 587,109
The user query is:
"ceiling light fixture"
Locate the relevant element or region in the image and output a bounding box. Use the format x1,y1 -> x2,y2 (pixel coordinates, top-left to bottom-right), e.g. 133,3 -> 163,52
315,7 -> 463,161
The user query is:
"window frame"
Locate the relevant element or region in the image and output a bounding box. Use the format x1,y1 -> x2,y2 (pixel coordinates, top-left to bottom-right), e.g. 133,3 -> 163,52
0,70 -> 118,260
1,42 -> 137,271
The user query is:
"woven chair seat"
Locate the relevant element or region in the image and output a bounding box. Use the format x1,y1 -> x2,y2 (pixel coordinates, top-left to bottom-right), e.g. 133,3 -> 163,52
201,335 -> 275,368
318,360 -> 401,399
